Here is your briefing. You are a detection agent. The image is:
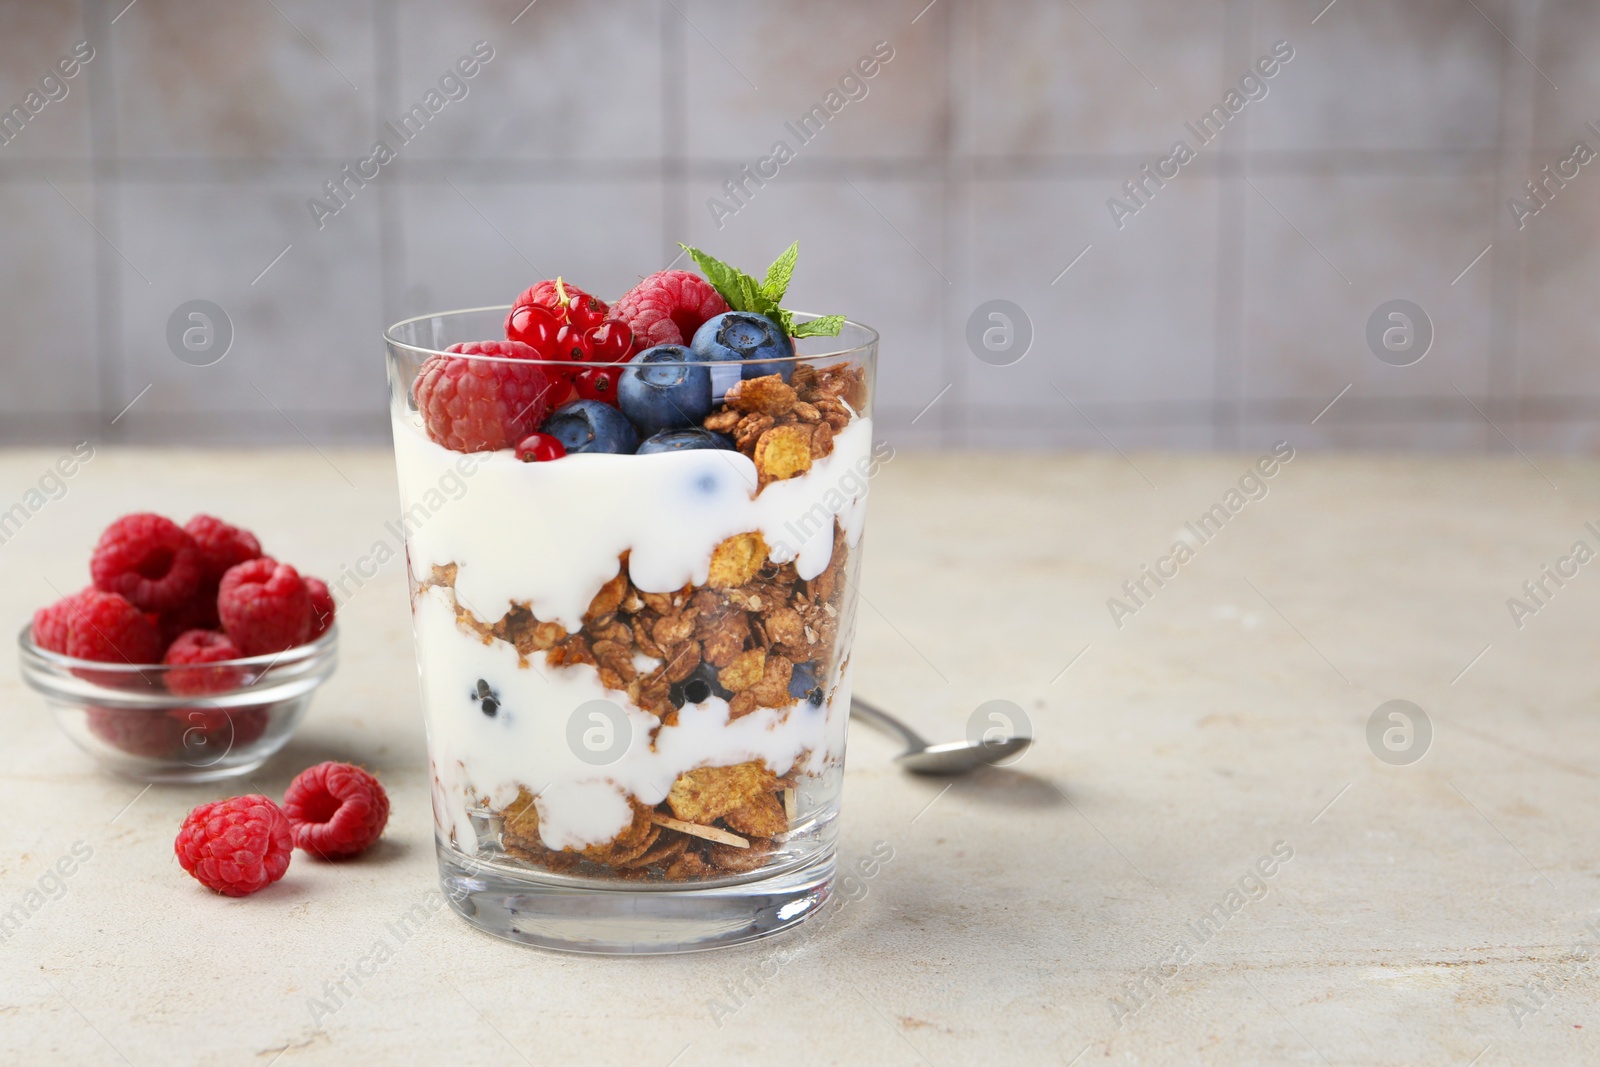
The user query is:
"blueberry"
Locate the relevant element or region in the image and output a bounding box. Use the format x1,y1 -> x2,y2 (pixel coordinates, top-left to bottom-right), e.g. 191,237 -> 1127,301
539,399 -> 638,455
691,311 -> 796,382
670,662 -> 730,709
789,661 -> 824,705
617,345 -> 713,437
636,428 -> 736,455
473,678 -> 500,717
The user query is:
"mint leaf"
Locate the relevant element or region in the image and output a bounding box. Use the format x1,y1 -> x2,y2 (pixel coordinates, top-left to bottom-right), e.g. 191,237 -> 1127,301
681,243 -> 775,316
680,244 -> 748,306
681,242 -> 843,341
761,242 -> 799,303
790,315 -> 845,338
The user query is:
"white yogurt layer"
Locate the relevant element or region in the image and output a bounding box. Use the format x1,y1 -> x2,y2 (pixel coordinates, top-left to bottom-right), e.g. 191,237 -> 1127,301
392,411 -> 872,851
394,414 -> 874,631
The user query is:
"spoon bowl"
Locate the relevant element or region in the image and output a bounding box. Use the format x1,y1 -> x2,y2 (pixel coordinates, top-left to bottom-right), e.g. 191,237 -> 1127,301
851,697 -> 1032,776
895,736 -> 1032,774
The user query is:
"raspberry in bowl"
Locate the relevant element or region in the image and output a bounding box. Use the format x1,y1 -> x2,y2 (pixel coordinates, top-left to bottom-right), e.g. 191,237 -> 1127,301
385,244 -> 879,953
18,513 -> 338,783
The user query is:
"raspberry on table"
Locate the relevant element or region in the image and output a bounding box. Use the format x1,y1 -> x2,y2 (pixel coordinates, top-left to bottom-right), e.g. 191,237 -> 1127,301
413,340 -> 553,453
63,589 -> 164,665
218,558 -> 311,656
184,515 -> 262,584
305,577 -> 335,640
609,269 -> 729,352
174,795 -> 294,896
163,629 -> 245,696
282,761 -> 390,858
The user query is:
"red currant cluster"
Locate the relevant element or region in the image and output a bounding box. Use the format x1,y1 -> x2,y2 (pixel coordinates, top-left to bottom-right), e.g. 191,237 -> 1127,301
505,278 -> 635,407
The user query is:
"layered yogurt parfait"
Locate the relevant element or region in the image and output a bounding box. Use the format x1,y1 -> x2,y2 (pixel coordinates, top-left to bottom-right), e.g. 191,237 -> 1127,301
385,245 -> 880,951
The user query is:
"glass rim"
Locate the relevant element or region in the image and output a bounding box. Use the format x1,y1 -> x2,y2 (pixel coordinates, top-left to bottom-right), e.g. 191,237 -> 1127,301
383,305 -> 879,369
17,622 -> 338,674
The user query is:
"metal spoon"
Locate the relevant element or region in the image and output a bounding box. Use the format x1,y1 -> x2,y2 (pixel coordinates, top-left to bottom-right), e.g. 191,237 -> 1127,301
850,696 -> 1031,775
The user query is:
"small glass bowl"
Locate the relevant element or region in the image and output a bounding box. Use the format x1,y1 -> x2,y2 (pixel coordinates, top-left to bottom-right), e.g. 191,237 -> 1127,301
18,625 -> 338,783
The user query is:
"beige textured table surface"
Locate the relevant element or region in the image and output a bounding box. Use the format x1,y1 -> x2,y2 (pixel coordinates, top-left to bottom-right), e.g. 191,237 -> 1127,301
1,445 -> 1598,1066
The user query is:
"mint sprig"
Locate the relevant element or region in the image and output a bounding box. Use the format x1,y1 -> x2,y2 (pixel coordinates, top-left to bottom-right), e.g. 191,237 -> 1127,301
678,242 -> 845,339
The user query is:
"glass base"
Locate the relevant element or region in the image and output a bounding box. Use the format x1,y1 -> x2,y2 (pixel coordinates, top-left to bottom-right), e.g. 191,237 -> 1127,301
436,837 -> 834,955
115,755 -> 271,785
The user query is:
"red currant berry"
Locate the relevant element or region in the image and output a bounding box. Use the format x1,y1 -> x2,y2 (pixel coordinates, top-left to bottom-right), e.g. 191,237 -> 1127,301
573,366 -> 622,405
555,324 -> 591,365
547,378 -> 579,408
506,304 -> 561,354
515,433 -> 567,462
585,321 -> 634,363
567,294 -> 608,331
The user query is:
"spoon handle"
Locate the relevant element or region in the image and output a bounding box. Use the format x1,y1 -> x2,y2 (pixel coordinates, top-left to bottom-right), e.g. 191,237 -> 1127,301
849,697 -> 932,752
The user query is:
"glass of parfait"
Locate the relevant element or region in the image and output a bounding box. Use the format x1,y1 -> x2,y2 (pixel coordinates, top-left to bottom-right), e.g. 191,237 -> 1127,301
384,303 -> 880,953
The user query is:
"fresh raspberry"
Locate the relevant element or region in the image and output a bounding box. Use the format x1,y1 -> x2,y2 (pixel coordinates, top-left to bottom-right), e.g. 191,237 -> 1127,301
218,558 -> 311,656
163,629 -> 244,695
305,577 -> 335,639
63,590 -> 164,665
184,515 -> 262,584
32,588 -> 94,654
90,513 -> 205,613
610,269 -> 729,352
88,705 -> 269,760
87,706 -> 187,759
174,795 -> 293,896
156,596 -> 221,647
413,340 -> 553,453
282,762 -> 390,858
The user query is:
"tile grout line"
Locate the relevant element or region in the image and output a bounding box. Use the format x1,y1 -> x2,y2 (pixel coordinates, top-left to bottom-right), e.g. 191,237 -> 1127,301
84,0 -> 121,432
939,0 -> 961,449
661,0 -> 687,266
374,0 -> 405,328
1487,0 -> 1535,454
0,151 -> 1547,184
1210,0 -> 1251,450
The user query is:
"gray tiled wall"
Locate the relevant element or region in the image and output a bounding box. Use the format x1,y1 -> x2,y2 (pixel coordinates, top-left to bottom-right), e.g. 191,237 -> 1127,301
2,0 -> 1595,452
